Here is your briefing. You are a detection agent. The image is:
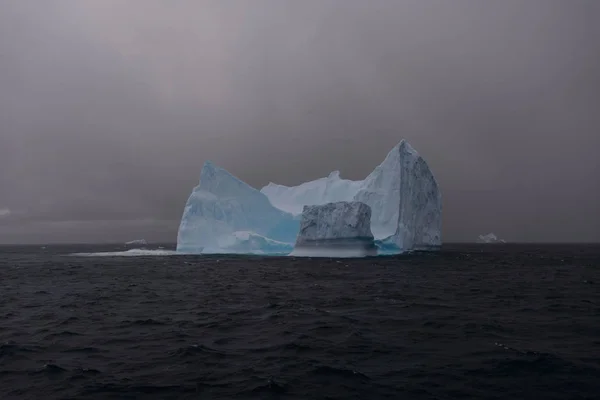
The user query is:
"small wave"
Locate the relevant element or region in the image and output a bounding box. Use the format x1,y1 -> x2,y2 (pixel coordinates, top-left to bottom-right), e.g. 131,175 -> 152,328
58,316 -> 79,325
28,364 -> 68,375
1,342 -> 44,356
69,367 -> 102,380
69,249 -> 178,257
213,337 -> 232,345
487,342 -> 585,375
492,354 -> 573,375
0,370 -> 21,377
132,318 -> 167,326
44,331 -> 83,339
62,346 -> 101,354
172,344 -> 227,358
76,367 -> 101,374
494,342 -> 545,356
81,383 -> 193,396
311,365 -> 370,381
249,378 -> 288,395
282,341 -> 313,352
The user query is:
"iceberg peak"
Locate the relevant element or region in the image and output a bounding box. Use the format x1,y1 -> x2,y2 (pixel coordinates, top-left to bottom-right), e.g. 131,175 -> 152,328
328,170 -> 341,179
393,138 -> 412,151
200,160 -> 217,173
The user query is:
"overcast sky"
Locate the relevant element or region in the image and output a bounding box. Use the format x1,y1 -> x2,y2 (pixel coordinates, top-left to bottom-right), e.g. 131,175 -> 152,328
1,0 -> 599,244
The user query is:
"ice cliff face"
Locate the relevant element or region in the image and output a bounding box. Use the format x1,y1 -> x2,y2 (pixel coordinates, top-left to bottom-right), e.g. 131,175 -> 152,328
176,162 -> 299,253
291,201 -> 376,257
262,140 -> 442,251
295,201 -> 374,243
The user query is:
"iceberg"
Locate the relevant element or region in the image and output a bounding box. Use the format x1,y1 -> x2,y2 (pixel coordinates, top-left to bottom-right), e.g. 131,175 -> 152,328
125,239 -> 148,246
177,140 -> 441,255
291,201 -> 376,258
477,233 -> 506,244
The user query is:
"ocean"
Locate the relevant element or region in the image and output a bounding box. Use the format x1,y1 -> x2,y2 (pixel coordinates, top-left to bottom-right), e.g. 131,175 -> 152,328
1,243 -> 599,399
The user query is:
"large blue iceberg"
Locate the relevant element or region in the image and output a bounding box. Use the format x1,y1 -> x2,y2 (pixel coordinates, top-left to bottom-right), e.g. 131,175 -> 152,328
176,140 -> 442,255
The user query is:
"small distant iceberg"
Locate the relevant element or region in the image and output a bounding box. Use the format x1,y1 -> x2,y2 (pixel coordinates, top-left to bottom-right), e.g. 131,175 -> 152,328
125,239 -> 148,246
212,231 -> 293,255
477,233 -> 506,244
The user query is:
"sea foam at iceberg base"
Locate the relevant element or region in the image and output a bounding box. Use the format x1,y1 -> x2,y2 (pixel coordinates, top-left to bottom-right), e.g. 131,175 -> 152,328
176,140 -> 442,257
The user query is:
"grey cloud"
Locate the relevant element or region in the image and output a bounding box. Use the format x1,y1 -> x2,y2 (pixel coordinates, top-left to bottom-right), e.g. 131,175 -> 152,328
1,0 -> 599,243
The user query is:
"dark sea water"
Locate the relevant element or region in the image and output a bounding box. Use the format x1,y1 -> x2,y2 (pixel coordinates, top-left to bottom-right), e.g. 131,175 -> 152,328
1,243 -> 599,400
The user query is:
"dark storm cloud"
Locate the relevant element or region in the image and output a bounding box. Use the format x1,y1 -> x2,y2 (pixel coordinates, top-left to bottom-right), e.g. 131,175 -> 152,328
1,0 -> 599,243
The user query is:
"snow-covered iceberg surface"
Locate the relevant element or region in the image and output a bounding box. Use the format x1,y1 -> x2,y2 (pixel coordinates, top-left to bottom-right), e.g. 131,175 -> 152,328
291,201 -> 376,258
177,140 -> 441,255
